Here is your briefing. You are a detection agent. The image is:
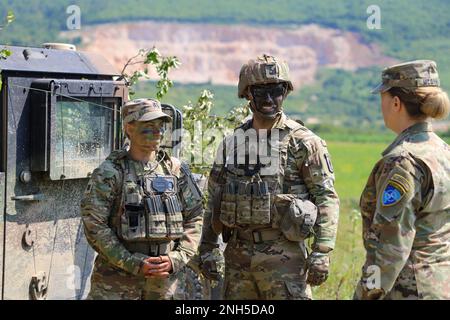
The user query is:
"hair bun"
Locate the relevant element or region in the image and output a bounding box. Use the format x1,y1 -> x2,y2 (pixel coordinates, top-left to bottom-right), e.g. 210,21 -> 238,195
419,88 -> 450,120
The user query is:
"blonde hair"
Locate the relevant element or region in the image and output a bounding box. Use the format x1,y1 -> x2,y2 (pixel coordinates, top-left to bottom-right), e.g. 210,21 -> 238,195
417,87 -> 450,119
388,86 -> 450,120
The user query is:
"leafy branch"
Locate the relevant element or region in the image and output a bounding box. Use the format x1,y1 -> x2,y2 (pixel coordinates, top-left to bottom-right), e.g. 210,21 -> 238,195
0,10 -> 14,59
1,10 -> 15,89
181,89 -> 250,175
119,47 -> 180,99
119,48 -> 250,175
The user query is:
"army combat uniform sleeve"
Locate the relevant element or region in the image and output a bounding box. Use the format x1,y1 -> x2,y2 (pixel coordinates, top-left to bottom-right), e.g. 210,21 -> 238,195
199,160 -> 223,253
356,156 -> 425,299
80,161 -> 146,276
198,136 -> 230,254
168,161 -> 204,273
291,134 -> 340,251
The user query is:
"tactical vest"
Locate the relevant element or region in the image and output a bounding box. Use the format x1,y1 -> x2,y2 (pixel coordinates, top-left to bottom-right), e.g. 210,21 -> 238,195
218,119 -> 313,230
117,153 -> 184,242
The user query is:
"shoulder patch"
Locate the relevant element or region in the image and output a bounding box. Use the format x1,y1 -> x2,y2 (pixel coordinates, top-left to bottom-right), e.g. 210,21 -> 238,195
324,153 -> 334,173
381,173 -> 411,206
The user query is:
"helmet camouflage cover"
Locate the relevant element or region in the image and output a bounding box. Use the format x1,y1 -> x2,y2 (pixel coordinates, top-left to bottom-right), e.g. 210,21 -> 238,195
238,54 -> 294,98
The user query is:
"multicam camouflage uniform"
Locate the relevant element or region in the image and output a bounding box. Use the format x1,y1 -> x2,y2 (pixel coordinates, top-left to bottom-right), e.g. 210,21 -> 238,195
81,99 -> 203,300
200,56 -> 340,300
355,61 -> 450,300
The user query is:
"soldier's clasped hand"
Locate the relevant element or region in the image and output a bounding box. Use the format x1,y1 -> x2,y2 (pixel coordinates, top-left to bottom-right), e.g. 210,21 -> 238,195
142,256 -> 173,278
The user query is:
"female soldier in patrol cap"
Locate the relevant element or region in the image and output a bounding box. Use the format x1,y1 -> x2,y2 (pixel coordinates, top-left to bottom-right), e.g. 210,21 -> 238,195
355,60 -> 450,300
81,98 -> 203,299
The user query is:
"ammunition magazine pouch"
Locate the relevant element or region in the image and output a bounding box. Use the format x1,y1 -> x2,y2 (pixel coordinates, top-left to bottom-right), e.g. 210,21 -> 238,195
120,167 -> 184,241
144,191 -> 184,239
219,180 -> 272,227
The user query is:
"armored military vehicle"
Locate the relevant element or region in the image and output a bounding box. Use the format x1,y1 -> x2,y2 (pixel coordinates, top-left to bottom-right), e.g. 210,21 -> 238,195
0,43 -> 186,299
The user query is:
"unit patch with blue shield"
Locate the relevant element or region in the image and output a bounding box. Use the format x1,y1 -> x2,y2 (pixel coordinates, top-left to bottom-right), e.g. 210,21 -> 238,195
380,173 -> 410,207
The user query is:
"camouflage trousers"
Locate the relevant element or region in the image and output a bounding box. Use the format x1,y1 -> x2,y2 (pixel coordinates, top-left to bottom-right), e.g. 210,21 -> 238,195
87,256 -> 186,300
222,235 -> 312,300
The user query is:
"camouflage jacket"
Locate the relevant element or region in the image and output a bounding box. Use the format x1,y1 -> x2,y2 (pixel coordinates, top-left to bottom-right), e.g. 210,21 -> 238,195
200,113 -> 340,252
356,122 -> 450,300
80,149 -> 204,276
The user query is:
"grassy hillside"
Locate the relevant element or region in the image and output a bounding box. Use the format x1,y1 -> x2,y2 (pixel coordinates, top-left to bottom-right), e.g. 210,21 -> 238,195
2,0 -> 450,54
134,79 -> 450,138
2,0 -> 450,86
2,0 -> 450,126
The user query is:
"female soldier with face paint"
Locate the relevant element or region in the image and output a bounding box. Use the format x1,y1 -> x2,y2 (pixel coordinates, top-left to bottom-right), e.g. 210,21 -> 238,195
355,60 -> 450,300
81,98 -> 203,299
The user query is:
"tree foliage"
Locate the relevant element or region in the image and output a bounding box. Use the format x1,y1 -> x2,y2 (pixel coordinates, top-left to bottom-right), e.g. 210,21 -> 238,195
3,0 -> 449,127
119,47 -> 181,99
122,49 -> 250,173
0,10 -> 14,88
180,89 -> 249,174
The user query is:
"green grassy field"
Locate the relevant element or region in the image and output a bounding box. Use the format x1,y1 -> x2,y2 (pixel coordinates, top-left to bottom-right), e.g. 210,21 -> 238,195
311,141 -> 386,300
328,142 -> 386,199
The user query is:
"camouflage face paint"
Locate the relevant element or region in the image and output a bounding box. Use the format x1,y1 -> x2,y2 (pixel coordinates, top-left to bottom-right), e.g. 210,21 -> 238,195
127,120 -> 165,153
139,127 -> 165,141
249,83 -> 286,116
136,120 -> 165,142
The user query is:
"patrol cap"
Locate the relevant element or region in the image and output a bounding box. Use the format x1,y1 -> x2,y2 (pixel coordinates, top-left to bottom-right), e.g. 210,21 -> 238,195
371,60 -> 440,94
238,54 -> 293,98
122,98 -> 172,124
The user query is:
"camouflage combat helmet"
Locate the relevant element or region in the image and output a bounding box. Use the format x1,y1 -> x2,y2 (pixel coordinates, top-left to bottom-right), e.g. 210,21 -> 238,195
372,60 -> 440,94
238,54 -> 293,98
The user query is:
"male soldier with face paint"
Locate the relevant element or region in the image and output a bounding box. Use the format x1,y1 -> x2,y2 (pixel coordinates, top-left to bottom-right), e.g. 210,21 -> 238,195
199,55 -> 340,299
81,98 -> 203,299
